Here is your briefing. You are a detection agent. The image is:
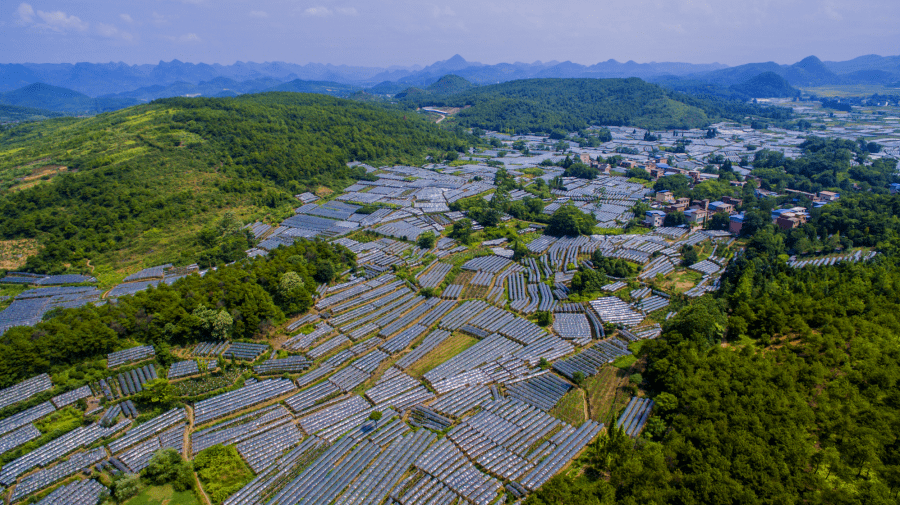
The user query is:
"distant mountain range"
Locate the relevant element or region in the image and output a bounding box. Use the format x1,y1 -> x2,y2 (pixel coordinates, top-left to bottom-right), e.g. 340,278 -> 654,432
0,54 -> 897,117
4,53 -> 899,98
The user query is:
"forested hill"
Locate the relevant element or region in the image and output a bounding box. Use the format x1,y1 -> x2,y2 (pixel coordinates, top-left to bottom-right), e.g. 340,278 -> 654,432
408,78 -> 791,133
0,92 -> 471,273
528,200 -> 900,504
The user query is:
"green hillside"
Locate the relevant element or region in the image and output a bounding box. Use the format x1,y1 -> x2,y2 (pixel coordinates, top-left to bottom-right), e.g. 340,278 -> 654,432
264,79 -> 360,97
0,104 -> 63,122
0,83 -> 96,114
426,75 -> 475,95
409,78 -> 792,133
730,71 -> 800,98
0,92 -> 470,274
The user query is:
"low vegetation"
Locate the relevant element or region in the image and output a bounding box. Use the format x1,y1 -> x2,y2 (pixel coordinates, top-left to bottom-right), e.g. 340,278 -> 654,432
194,445 -> 255,504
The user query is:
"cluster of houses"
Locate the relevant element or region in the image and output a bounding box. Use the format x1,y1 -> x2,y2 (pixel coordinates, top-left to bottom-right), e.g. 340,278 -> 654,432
644,188 -> 840,234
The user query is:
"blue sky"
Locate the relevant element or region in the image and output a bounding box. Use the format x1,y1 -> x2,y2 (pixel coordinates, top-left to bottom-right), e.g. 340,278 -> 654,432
3,0 -> 899,66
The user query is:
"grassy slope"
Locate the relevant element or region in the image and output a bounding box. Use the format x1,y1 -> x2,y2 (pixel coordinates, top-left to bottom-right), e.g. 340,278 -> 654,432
0,93 -> 468,274
122,484 -> 200,505
0,108 -> 281,274
421,78 -> 712,131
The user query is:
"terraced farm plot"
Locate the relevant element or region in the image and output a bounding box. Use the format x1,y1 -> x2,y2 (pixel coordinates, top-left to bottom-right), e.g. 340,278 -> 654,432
123,484 -> 200,505
548,387 -> 586,427
583,366 -> 634,422
405,333 -> 478,379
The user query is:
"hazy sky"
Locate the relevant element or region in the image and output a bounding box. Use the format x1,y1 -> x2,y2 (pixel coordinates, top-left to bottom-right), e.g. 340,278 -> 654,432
3,0 -> 899,67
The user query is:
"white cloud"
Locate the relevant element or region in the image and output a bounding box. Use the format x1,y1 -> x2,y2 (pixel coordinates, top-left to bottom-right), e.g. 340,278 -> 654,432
96,22 -> 133,41
431,6 -> 455,18
19,5 -> 89,32
120,13 -> 133,23
303,6 -> 358,17
152,12 -> 170,26
249,10 -> 268,18
17,3 -> 34,23
661,23 -> 686,34
165,32 -> 201,43
823,3 -> 843,21
304,6 -> 331,17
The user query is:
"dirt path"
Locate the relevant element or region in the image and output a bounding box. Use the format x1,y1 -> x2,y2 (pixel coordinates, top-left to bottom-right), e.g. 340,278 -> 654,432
581,389 -> 589,423
86,259 -> 95,273
183,406 -> 194,458
183,405 -> 212,505
194,471 -> 212,505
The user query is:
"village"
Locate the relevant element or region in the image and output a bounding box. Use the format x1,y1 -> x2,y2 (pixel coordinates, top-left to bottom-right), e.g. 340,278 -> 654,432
0,100 -> 894,504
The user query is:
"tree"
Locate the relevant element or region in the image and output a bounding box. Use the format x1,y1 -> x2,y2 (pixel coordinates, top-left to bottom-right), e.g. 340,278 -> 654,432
664,211 -> 687,227
536,311 -> 552,327
512,240 -> 530,261
468,205 -> 501,227
278,271 -> 305,296
626,167 -> 651,180
110,473 -> 141,501
142,448 -> 194,491
449,218 -> 473,244
572,371 -> 585,386
369,411 -> 383,421
740,209 -> 769,237
417,231 -> 436,249
193,305 -> 233,340
661,296 -> 727,347
313,261 -> 335,283
137,378 -> 174,407
563,163 -> 599,179
546,205 -> 596,237
571,267 -> 608,296
590,251 -> 634,278
681,245 -> 699,266
654,392 -> 678,414
653,174 -> 691,197
708,212 -> 730,231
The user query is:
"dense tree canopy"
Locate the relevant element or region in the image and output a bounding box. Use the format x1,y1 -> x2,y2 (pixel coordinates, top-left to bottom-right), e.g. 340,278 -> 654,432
408,78 -> 792,133
0,240 -> 352,387
529,202 -> 900,504
0,93 -> 473,272
545,205 -> 597,237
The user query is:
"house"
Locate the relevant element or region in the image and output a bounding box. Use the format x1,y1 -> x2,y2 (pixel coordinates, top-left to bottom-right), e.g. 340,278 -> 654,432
665,198 -> 691,213
722,196 -> 743,207
691,199 -> 710,210
645,210 -> 666,227
649,166 -> 666,179
708,201 -> 735,214
729,213 -> 744,235
818,190 -> 840,202
785,188 -> 817,200
684,208 -> 709,225
655,190 -> 675,203
579,153 -> 592,165
890,183 -> 900,194
771,207 -> 809,221
774,212 -> 805,231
